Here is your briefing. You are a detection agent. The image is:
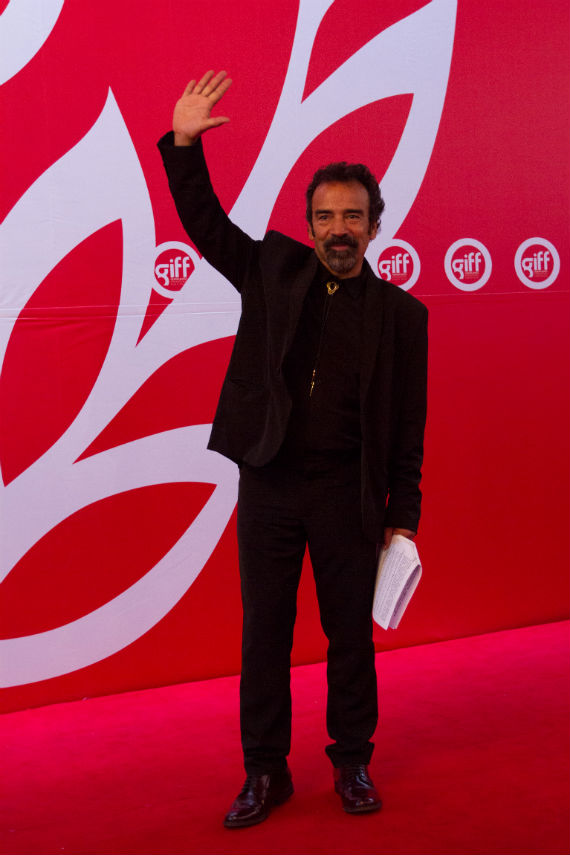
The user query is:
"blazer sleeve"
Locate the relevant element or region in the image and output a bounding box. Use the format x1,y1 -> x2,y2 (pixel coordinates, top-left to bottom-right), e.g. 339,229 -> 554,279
384,304 -> 428,532
157,132 -> 259,292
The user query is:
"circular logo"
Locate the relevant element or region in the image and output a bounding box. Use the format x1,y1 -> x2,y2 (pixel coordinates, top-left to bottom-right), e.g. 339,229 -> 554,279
376,240 -> 420,291
514,238 -> 560,289
444,239 -> 492,291
153,242 -> 198,298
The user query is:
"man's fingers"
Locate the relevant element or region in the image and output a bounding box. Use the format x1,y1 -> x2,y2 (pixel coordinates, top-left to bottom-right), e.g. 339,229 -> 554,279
184,70 -> 231,101
393,528 -> 416,540
209,76 -> 232,103
195,69 -> 215,93
207,116 -> 230,129
202,70 -> 231,99
207,70 -> 229,90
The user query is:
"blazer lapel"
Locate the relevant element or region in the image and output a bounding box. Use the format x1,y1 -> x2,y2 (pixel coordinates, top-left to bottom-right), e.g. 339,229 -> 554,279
280,251 -> 318,362
360,265 -> 386,403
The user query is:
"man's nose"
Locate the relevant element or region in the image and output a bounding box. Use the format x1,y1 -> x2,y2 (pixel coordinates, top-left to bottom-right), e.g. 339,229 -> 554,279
330,213 -> 347,233
331,223 -> 348,235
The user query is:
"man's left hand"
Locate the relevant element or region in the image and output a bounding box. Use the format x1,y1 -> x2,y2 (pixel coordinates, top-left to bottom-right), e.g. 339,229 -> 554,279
382,527 -> 416,549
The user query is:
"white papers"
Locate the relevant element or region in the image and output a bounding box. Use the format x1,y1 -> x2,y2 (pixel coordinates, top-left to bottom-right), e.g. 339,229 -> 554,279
373,535 -> 422,630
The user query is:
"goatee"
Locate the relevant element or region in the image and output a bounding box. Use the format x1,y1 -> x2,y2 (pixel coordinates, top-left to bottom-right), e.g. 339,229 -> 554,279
323,234 -> 359,274
325,247 -> 357,274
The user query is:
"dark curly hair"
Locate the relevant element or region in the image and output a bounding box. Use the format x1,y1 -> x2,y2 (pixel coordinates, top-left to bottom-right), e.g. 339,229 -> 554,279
306,161 -> 385,231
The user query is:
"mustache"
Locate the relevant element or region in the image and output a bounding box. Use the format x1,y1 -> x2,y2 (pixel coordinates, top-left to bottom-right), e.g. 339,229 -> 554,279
324,234 -> 358,251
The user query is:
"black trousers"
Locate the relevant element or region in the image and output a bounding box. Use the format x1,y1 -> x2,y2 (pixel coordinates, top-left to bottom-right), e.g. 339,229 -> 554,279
237,459 -> 378,775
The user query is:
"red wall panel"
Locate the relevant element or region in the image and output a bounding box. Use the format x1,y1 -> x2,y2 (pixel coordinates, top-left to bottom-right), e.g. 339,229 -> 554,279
0,0 -> 568,713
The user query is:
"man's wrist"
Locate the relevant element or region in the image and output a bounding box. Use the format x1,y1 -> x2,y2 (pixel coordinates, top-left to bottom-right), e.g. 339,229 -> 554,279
174,131 -> 196,147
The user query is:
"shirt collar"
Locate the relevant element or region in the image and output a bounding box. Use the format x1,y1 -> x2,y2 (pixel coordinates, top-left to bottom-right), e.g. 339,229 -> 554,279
315,262 -> 365,300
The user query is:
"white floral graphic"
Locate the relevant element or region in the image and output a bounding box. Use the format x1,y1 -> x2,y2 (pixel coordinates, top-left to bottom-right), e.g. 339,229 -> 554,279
0,0 -> 456,686
0,0 -> 65,85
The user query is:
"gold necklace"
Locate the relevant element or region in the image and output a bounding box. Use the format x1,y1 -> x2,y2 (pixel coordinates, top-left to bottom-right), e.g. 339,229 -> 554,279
326,280 -> 340,296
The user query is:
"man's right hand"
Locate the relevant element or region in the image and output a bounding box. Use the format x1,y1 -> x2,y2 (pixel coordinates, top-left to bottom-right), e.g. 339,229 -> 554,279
173,70 -> 232,146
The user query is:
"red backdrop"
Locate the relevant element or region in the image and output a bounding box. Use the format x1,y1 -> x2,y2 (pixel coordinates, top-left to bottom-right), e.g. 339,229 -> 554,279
0,0 -> 568,713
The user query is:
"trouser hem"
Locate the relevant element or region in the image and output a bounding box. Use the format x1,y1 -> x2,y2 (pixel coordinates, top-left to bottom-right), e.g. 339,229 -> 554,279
325,741 -> 375,768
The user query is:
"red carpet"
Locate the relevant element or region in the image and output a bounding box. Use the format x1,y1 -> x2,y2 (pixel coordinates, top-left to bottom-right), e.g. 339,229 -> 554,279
1,621 -> 568,855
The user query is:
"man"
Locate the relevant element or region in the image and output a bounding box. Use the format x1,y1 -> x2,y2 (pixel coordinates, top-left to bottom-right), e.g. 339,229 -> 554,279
158,71 -> 428,827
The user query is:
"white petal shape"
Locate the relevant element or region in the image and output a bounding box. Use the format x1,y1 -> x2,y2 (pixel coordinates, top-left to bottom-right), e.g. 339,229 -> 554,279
0,92 -> 240,685
0,0 -> 64,85
231,0 -> 457,249
0,89 -> 154,347
0,427 -> 237,687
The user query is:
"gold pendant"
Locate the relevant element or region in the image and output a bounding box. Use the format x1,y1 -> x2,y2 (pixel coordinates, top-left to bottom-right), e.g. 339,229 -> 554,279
309,368 -> 316,397
326,281 -> 339,296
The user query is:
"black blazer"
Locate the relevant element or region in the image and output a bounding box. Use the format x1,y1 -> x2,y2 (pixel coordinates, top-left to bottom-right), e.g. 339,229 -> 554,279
158,133 -> 428,542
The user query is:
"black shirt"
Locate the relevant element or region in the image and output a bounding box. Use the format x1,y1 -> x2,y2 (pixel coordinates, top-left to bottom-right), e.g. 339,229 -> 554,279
273,262 -> 364,472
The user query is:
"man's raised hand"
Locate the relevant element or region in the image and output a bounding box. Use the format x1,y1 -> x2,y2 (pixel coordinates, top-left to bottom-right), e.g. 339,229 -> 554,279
173,70 -> 232,146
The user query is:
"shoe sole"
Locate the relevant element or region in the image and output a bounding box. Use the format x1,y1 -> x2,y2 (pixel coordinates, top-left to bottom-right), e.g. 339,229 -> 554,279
342,799 -> 383,814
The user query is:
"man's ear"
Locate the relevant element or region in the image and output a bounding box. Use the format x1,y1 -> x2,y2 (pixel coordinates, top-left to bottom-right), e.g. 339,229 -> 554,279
369,221 -> 378,240
307,222 -> 315,242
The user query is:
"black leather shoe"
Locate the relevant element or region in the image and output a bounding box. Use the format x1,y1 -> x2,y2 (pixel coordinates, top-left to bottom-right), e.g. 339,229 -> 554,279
334,764 -> 382,813
224,766 -> 294,828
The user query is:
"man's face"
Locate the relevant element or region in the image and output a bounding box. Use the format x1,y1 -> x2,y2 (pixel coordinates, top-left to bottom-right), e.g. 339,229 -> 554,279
308,180 -> 378,278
